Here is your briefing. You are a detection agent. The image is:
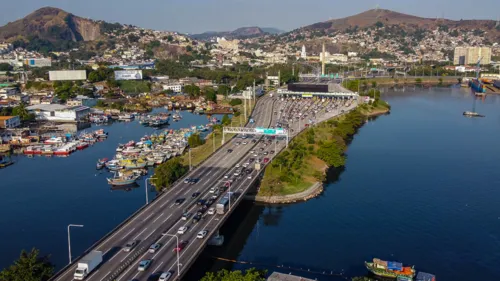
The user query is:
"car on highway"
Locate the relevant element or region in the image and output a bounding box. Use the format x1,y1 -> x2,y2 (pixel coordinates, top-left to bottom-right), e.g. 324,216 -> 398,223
197,230 -> 209,239
209,187 -> 216,193
227,149 -> 233,153
207,198 -> 216,205
123,240 -> 137,252
197,199 -> 206,205
192,215 -> 201,223
137,259 -> 152,271
235,163 -> 240,168
248,175 -> 252,179
191,192 -> 201,198
253,153 -> 258,157
173,240 -> 188,252
249,150 -> 255,154
235,142 -> 241,146
189,178 -> 199,184
224,174 -> 230,179
263,151 -> 269,155
148,243 -> 161,253
174,198 -> 185,205
208,208 -> 215,215
249,158 -> 255,163
177,226 -> 188,235
181,212 -> 192,220
263,158 -> 270,164
251,139 -> 257,143
183,178 -> 191,184
159,271 -> 174,281
270,150 -> 275,154
242,141 -> 248,145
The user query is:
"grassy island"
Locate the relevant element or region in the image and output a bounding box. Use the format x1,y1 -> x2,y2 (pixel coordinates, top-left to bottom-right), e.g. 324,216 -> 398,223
258,100 -> 390,197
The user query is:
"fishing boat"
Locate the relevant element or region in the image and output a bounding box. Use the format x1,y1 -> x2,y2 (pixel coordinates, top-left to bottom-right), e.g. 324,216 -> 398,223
107,173 -> 139,186
149,117 -> 169,127
121,159 -> 147,170
96,158 -> 109,170
365,258 -> 416,279
463,111 -> 485,117
105,159 -> 123,171
54,144 -> 74,156
41,145 -> 54,156
0,155 -> 14,168
118,113 -> 134,120
121,146 -> 141,155
94,129 -> 108,139
44,137 -> 64,145
76,141 -> 89,150
24,146 -> 35,155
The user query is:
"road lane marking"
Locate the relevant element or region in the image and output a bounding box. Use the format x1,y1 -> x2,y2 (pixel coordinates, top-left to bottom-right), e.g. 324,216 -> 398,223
143,212 -> 154,221
144,229 -> 156,241
99,272 -> 110,281
152,261 -> 164,273
163,214 -> 173,223
121,228 -> 136,239
153,213 -> 164,223
133,228 -> 147,240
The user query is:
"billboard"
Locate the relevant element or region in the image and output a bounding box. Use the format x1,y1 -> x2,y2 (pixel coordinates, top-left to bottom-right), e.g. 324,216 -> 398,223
255,127 -> 286,135
115,70 -> 143,80
49,70 -> 86,81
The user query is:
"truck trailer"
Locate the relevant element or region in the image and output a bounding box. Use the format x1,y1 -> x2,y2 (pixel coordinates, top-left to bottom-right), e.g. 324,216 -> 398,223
74,250 -> 103,280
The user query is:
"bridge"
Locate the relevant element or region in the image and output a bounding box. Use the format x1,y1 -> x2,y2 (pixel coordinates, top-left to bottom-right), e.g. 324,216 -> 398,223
50,93 -> 358,281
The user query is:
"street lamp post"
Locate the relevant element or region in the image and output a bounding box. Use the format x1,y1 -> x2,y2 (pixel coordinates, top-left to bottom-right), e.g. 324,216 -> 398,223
67,224 -> 84,264
164,234 -> 181,276
145,177 -> 157,204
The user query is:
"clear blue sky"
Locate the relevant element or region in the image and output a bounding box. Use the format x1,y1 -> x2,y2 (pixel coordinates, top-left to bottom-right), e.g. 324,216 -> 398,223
1,0 -> 499,34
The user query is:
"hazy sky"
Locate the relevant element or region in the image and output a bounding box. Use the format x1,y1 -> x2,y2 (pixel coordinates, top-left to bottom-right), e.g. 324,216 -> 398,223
1,0 -> 499,34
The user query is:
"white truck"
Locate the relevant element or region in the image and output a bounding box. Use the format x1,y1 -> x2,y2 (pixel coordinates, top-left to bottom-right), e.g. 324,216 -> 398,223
73,250 -> 103,280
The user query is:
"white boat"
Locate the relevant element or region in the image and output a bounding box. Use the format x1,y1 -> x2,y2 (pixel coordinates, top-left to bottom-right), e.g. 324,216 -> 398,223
121,146 -> 141,154
44,137 -> 64,145
118,113 -> 134,120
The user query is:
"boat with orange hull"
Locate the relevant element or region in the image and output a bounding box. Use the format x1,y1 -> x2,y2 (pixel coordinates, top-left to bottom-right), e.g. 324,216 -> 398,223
365,258 -> 416,279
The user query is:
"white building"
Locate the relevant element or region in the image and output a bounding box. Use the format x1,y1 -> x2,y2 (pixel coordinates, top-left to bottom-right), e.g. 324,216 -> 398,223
26,104 -> 90,122
0,87 -> 18,99
301,45 -> 307,59
163,84 -> 183,93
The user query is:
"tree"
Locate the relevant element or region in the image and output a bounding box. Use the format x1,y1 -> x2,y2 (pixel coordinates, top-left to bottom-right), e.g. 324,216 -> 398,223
0,248 -> 54,281
200,268 -> 266,281
0,63 -> 13,71
221,114 -> 231,126
375,21 -> 384,28
95,100 -> 106,107
152,158 -> 188,191
184,84 -> 201,98
217,85 -> 230,96
204,87 -> 217,103
186,45 -> 193,52
188,133 -> 205,148
12,103 -> 35,122
166,35 -> 173,42
229,98 -> 242,106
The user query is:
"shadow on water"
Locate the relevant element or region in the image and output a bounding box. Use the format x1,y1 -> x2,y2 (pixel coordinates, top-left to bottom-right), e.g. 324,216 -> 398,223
183,200 -> 265,280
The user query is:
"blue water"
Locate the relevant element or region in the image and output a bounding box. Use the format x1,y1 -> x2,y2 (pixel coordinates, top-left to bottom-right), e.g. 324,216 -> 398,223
213,87 -> 500,281
0,110 -> 223,270
3,88 -> 500,281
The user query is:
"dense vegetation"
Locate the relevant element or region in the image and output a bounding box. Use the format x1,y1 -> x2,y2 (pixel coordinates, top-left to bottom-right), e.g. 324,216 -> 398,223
0,248 -> 54,281
260,101 -> 389,196
188,133 -> 205,148
152,158 -> 188,192
200,268 -> 266,281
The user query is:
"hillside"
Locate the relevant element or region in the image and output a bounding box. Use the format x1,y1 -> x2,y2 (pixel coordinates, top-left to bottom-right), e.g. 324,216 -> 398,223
0,7 -> 102,43
190,26 -> 268,40
301,9 -> 499,39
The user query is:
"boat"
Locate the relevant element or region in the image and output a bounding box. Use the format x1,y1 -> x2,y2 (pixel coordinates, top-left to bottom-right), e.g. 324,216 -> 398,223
365,258 -> 416,279
94,129 -> 108,139
96,158 -> 109,170
76,141 -> 89,150
118,113 -> 134,120
105,159 -> 123,171
44,137 -> 64,145
121,159 -> 147,170
107,173 -> 140,186
469,79 -> 486,93
149,117 -> 169,127
121,146 -> 141,155
463,111 -> 485,117
0,156 -> 14,168
415,272 -> 436,281
54,144 -> 74,156
24,146 -> 35,155
41,145 -> 54,156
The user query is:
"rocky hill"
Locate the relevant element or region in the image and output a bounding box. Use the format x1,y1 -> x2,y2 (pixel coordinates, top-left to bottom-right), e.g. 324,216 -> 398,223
190,26 -> 269,40
300,9 -> 499,40
0,7 -> 102,43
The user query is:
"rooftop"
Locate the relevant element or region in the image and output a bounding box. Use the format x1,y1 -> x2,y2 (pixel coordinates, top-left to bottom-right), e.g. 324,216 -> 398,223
0,116 -> 18,121
267,272 -> 316,281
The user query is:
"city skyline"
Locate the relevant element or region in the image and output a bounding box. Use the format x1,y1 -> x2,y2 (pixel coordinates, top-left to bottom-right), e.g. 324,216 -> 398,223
1,0 -> 499,34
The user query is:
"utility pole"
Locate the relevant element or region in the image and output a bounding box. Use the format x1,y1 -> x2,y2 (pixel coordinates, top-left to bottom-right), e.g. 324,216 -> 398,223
244,94 -> 247,121
188,148 -> 192,171
213,131 -> 215,152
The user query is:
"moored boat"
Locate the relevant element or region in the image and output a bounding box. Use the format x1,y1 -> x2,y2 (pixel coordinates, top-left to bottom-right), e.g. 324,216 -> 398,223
365,258 -> 416,279
76,141 -> 89,150
44,137 -> 64,145
107,173 -> 139,186
96,158 -> 109,169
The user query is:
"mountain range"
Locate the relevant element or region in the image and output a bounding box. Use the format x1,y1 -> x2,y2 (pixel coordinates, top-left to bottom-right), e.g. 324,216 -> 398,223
0,7 -> 498,48
189,26 -> 285,40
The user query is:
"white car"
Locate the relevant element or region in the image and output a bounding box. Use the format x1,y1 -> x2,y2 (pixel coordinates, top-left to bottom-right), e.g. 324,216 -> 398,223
242,141 -> 248,145
207,208 -> 215,215
177,226 -> 188,235
247,175 -> 252,179
159,271 -> 173,281
235,163 -> 240,168
224,174 -> 230,179
197,230 -> 208,239
209,187 -> 216,193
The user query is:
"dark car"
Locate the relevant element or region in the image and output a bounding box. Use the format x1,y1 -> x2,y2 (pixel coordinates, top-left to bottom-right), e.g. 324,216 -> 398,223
197,199 -> 206,206
227,149 -> 233,153
190,178 -> 199,184
191,192 -> 201,198
270,150 -> 275,154
192,215 -> 202,223
249,158 -> 255,163
175,198 -> 185,205
201,204 -> 209,211
207,198 -> 215,205
251,139 -> 257,143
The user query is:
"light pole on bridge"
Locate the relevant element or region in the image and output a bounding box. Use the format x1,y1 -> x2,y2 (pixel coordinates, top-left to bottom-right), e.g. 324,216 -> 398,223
164,234 -> 181,277
67,224 -> 84,264
145,176 -> 158,205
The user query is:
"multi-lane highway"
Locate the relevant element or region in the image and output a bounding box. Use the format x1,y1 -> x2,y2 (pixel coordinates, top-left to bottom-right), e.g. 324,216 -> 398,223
51,93 -> 358,281
52,95 -> 275,281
